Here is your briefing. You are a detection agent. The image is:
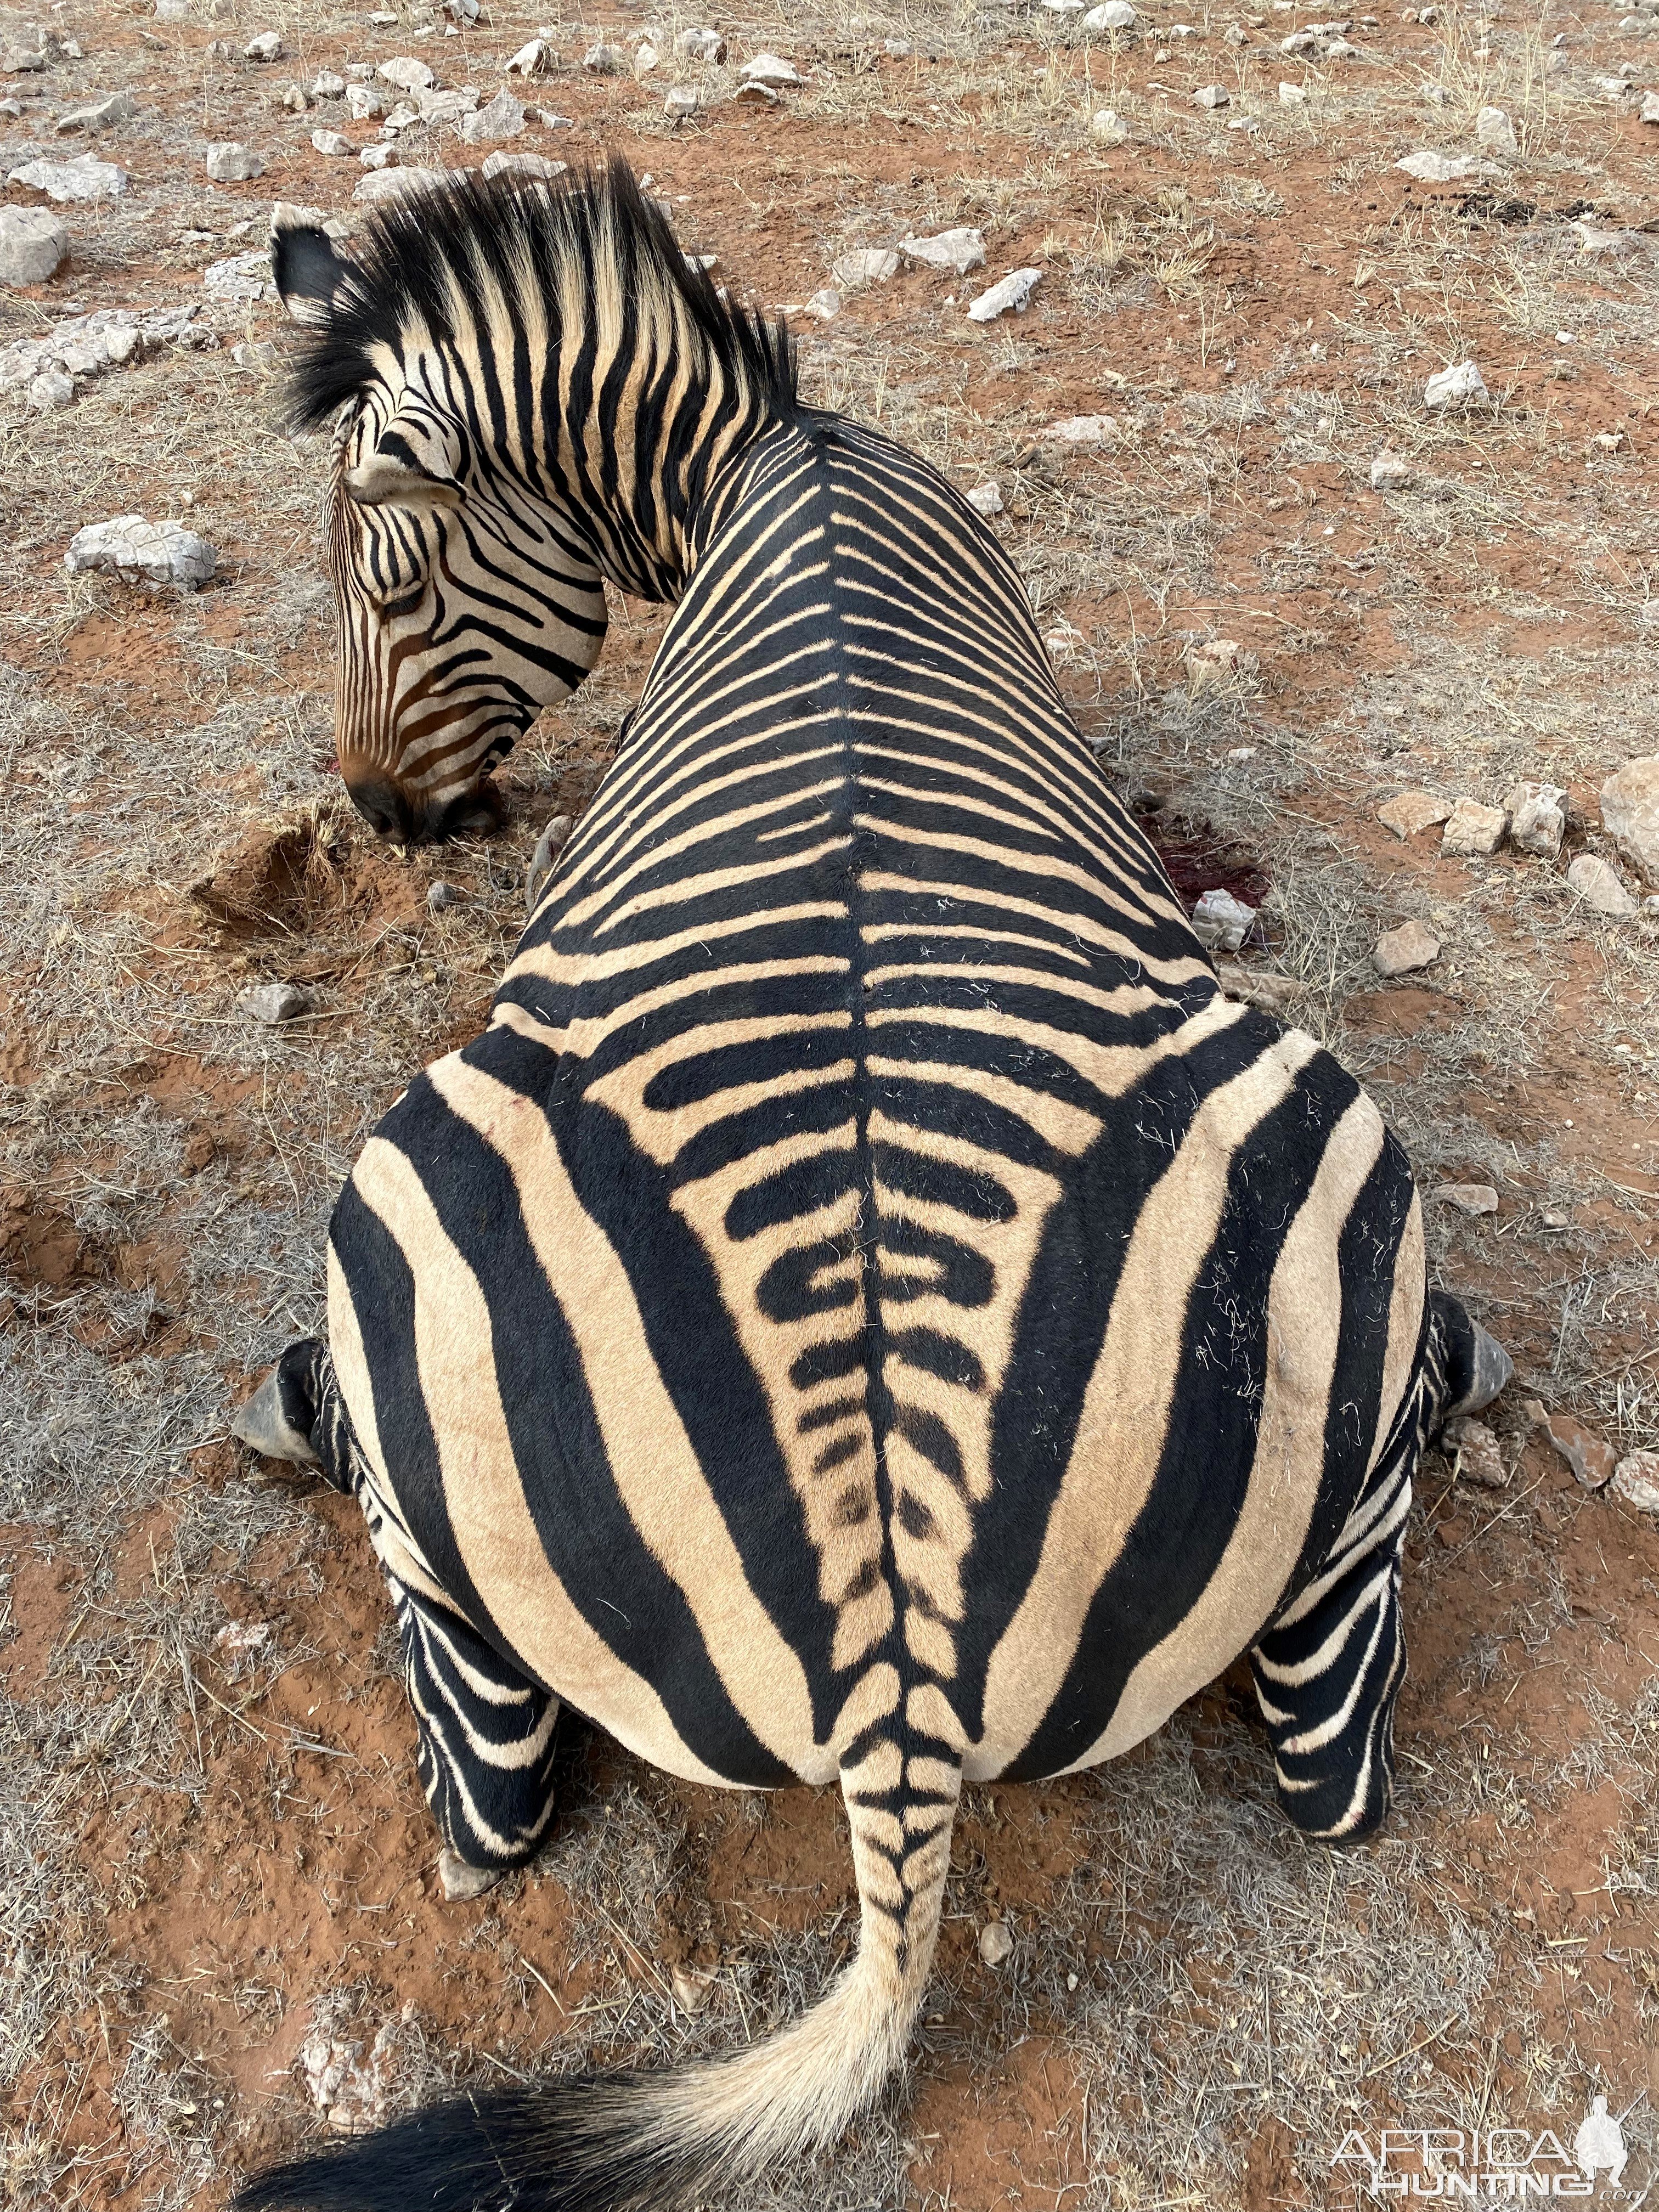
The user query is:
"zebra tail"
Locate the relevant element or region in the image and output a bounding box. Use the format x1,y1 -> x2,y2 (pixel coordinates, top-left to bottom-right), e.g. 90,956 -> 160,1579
233,1739 -> 962,2212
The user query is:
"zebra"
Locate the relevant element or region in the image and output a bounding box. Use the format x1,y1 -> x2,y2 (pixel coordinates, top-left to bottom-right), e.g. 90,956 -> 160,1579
236,162 -> 1513,2211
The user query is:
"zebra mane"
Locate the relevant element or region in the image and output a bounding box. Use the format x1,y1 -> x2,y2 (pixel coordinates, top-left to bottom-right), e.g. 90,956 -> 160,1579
281,155 -> 800,435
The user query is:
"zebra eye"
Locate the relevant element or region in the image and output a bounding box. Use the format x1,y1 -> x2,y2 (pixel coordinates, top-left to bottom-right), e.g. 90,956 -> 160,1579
377,583 -> 427,620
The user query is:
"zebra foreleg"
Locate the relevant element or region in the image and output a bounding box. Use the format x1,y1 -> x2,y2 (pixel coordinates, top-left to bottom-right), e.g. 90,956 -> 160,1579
387,1574 -> 561,1901
1249,1370 -> 1424,1844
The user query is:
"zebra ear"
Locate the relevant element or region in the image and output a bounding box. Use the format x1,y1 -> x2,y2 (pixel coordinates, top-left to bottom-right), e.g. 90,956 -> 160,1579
271,210 -> 349,323
343,449 -> 463,510
343,413 -> 464,509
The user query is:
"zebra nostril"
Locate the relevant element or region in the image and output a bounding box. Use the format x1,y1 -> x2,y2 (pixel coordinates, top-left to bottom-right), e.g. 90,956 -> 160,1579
344,771 -> 413,842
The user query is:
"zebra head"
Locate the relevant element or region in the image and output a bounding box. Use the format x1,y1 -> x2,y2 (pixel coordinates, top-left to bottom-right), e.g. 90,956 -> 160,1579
272,205 -> 612,843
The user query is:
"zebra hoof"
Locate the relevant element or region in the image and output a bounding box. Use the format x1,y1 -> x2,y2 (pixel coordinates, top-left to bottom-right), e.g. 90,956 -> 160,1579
524,814 -> 573,914
230,1367 -> 320,1466
1458,1322 -> 1514,1418
438,1848 -> 507,1903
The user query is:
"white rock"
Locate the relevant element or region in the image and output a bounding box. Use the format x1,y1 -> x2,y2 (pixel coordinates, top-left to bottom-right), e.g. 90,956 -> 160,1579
1396,149 -> 1478,181
582,42 -> 625,72
205,140 -> 264,181
1444,1416 -> 1509,1488
735,81 -> 777,103
313,70 -> 347,99
8,155 -> 127,202
635,39 -> 659,75
1084,0 -> 1138,26
1475,102 -> 1517,152
1224,21 -> 1250,41
505,38 -> 552,75
1373,919 -> 1440,976
1040,0 -> 1086,12
1043,414 -> 1119,447
1377,789 -> 1451,839
901,227 -> 986,275
309,128 -> 352,156
1193,81 -> 1230,106
280,82 -> 312,114
1600,757 -> 1659,883
536,109 -> 574,130
1643,88 -> 1659,121
1090,106 -> 1129,140
379,55 -> 436,92
0,206 -> 69,286
967,267 -> 1041,321
1612,1451 -> 1659,1513
1325,35 -> 1359,53
741,52 -> 803,86
803,287 -> 840,319
481,149 -> 566,180
65,515 -> 217,589
1424,358 -> 1488,408
244,30 -> 283,61
1278,77 -> 1306,100
29,370 -> 75,410
832,246 -> 899,289
353,164 -> 444,202
359,144 -> 396,169
1190,888 -> 1256,951
346,83 -> 385,120
232,338 -> 279,369
382,100 -> 421,132
459,88 -> 523,142
1504,780 -> 1565,860
663,82 -> 700,119
1441,796 -> 1508,855
966,482 -> 1003,516
1565,853 -> 1637,916
203,250 -> 274,302
1434,1182 -> 1498,1215
416,87 -> 479,123
1282,27 -> 1319,47
55,91 -> 135,133
678,26 -> 727,62
1369,445 -> 1414,489
1569,220 -> 1646,257
237,980 -> 315,1025
978,1922 -> 1014,1967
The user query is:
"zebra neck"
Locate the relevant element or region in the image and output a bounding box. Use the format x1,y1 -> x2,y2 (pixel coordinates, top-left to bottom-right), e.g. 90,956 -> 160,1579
541,317 -> 780,605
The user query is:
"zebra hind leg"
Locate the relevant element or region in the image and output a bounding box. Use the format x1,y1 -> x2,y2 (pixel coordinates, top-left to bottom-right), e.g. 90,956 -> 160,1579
230,1336 -> 363,1492
390,1574 -> 561,1901
1426,1285 -> 1513,1428
1250,1368 -> 1426,1844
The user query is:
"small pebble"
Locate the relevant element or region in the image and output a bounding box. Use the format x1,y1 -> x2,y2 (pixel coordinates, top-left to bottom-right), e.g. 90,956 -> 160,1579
1434,1182 -> 1498,1215
205,140 -> 264,182
244,30 -> 284,61
978,1922 -> 1014,1967
427,879 -> 464,912
1443,1415 -> 1509,1489
237,979 -> 314,1025
1612,1451 -> 1659,1513
1423,359 -> 1489,408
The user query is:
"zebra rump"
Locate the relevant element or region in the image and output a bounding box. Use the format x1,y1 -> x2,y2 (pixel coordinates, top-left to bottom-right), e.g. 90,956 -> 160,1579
239,163 -> 1513,2211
